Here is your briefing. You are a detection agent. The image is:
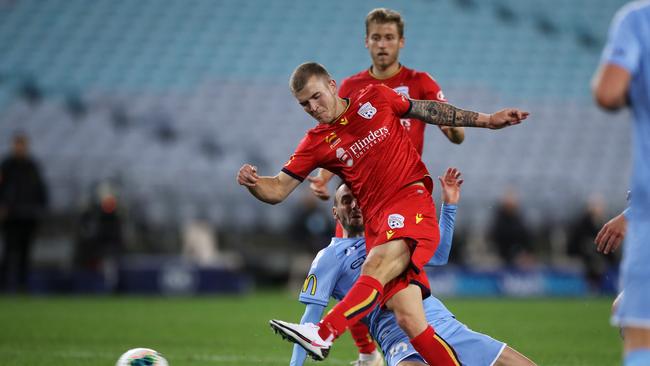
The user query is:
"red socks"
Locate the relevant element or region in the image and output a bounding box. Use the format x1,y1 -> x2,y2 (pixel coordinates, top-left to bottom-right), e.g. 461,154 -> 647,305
318,275 -> 383,340
350,321 -> 377,354
410,326 -> 460,366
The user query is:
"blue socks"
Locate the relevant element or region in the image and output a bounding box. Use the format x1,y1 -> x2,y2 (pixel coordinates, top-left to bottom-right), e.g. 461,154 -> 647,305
625,349 -> 650,366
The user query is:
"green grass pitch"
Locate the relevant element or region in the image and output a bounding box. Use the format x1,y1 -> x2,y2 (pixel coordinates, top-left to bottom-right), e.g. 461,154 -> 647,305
0,292 -> 621,365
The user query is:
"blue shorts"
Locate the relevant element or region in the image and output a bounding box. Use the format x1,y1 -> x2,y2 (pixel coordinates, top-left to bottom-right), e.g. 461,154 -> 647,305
381,316 -> 505,366
612,218 -> 650,328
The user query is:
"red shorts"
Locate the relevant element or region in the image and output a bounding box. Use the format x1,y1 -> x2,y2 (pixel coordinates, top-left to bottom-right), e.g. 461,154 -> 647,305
364,184 -> 440,307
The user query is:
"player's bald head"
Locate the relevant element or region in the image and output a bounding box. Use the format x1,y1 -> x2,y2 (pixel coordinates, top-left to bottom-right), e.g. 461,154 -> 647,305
289,62 -> 332,94
334,183 -> 351,207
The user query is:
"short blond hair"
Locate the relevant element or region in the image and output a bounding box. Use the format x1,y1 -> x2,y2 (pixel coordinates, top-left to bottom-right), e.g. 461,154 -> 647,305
365,8 -> 405,38
289,62 -> 331,94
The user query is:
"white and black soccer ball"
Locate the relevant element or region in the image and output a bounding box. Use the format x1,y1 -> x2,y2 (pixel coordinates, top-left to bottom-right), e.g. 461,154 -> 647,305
116,348 -> 169,366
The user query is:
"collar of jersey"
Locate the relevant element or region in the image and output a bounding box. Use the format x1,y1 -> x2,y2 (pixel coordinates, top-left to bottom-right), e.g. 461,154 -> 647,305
368,64 -> 402,80
333,98 -> 350,124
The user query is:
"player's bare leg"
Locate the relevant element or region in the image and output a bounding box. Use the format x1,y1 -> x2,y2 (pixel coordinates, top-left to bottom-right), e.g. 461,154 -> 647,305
269,239 -> 410,360
385,285 -> 428,338
361,239 -> 412,283
494,346 -> 537,366
624,328 -> 650,353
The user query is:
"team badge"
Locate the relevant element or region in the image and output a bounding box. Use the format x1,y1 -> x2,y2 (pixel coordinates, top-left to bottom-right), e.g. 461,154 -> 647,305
416,213 -> 424,224
387,214 -> 405,229
358,102 -> 377,119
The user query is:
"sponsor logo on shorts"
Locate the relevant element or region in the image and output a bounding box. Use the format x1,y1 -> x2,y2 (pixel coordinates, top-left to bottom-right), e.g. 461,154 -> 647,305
389,342 -> 409,357
386,230 -> 395,240
416,213 -> 423,224
388,214 -> 405,229
358,102 -> 377,119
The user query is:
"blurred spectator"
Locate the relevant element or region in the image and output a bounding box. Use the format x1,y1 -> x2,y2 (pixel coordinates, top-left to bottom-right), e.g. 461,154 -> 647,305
489,188 -> 535,268
0,133 -> 49,292
567,196 -> 619,290
74,181 -> 123,289
289,190 -> 334,254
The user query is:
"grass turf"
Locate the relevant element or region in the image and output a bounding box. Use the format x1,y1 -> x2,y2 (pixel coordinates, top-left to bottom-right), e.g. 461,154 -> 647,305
0,292 -> 621,365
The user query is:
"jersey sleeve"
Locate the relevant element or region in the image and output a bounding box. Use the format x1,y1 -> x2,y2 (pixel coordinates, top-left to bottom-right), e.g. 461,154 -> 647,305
601,6 -> 642,74
419,72 -> 448,103
373,84 -> 412,117
298,245 -> 341,306
281,134 -> 318,182
427,203 -> 457,266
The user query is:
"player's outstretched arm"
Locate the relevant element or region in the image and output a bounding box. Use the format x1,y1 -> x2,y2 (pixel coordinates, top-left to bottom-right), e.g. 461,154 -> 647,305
290,303 -> 326,366
428,168 -> 463,266
406,100 -> 529,129
440,126 -> 465,144
237,164 -> 301,205
307,168 -> 335,201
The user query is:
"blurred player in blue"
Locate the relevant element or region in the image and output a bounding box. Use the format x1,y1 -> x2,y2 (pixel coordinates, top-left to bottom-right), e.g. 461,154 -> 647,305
285,168 -> 535,366
592,2 -> 650,365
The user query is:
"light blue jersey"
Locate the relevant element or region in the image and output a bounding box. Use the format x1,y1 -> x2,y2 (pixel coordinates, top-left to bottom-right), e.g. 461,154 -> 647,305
601,1 -> 650,330
299,236 -> 366,305
602,0 -> 650,220
292,205 -> 505,366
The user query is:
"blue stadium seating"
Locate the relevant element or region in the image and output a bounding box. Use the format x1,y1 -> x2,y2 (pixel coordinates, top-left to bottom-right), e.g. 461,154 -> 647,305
0,0 -> 632,235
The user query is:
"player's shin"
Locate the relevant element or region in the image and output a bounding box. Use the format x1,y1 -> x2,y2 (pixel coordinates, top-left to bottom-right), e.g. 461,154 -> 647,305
410,326 -> 460,366
318,275 -> 383,341
350,321 -> 377,355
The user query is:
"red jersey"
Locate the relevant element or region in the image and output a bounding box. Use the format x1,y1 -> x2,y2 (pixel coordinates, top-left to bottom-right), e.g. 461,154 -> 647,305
339,65 -> 447,156
282,84 -> 432,221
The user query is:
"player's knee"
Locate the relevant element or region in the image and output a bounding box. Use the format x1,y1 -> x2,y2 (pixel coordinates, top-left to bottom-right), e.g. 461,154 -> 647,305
394,311 -> 423,338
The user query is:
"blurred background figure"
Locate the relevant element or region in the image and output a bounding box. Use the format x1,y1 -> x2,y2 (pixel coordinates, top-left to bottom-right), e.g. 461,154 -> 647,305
0,132 -> 48,292
567,195 -> 619,291
289,191 -> 334,255
488,188 -> 535,269
74,180 -> 123,291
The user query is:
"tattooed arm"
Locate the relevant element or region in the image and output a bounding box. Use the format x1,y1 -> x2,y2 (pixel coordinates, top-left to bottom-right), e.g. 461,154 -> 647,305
405,99 -> 529,129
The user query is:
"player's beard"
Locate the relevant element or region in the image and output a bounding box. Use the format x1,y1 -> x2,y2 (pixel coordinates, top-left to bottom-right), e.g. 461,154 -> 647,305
373,51 -> 399,72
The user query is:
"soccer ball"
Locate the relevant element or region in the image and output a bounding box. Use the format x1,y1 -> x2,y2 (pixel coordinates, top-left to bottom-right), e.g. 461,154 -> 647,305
116,348 -> 169,366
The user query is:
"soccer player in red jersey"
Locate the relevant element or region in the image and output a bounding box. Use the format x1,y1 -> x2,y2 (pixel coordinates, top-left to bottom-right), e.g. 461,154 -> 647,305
309,9 -> 463,242
237,62 -> 528,365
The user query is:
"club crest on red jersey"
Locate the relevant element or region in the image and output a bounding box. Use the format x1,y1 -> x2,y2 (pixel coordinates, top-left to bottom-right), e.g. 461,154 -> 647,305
388,214 -> 405,229
358,102 -> 377,119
